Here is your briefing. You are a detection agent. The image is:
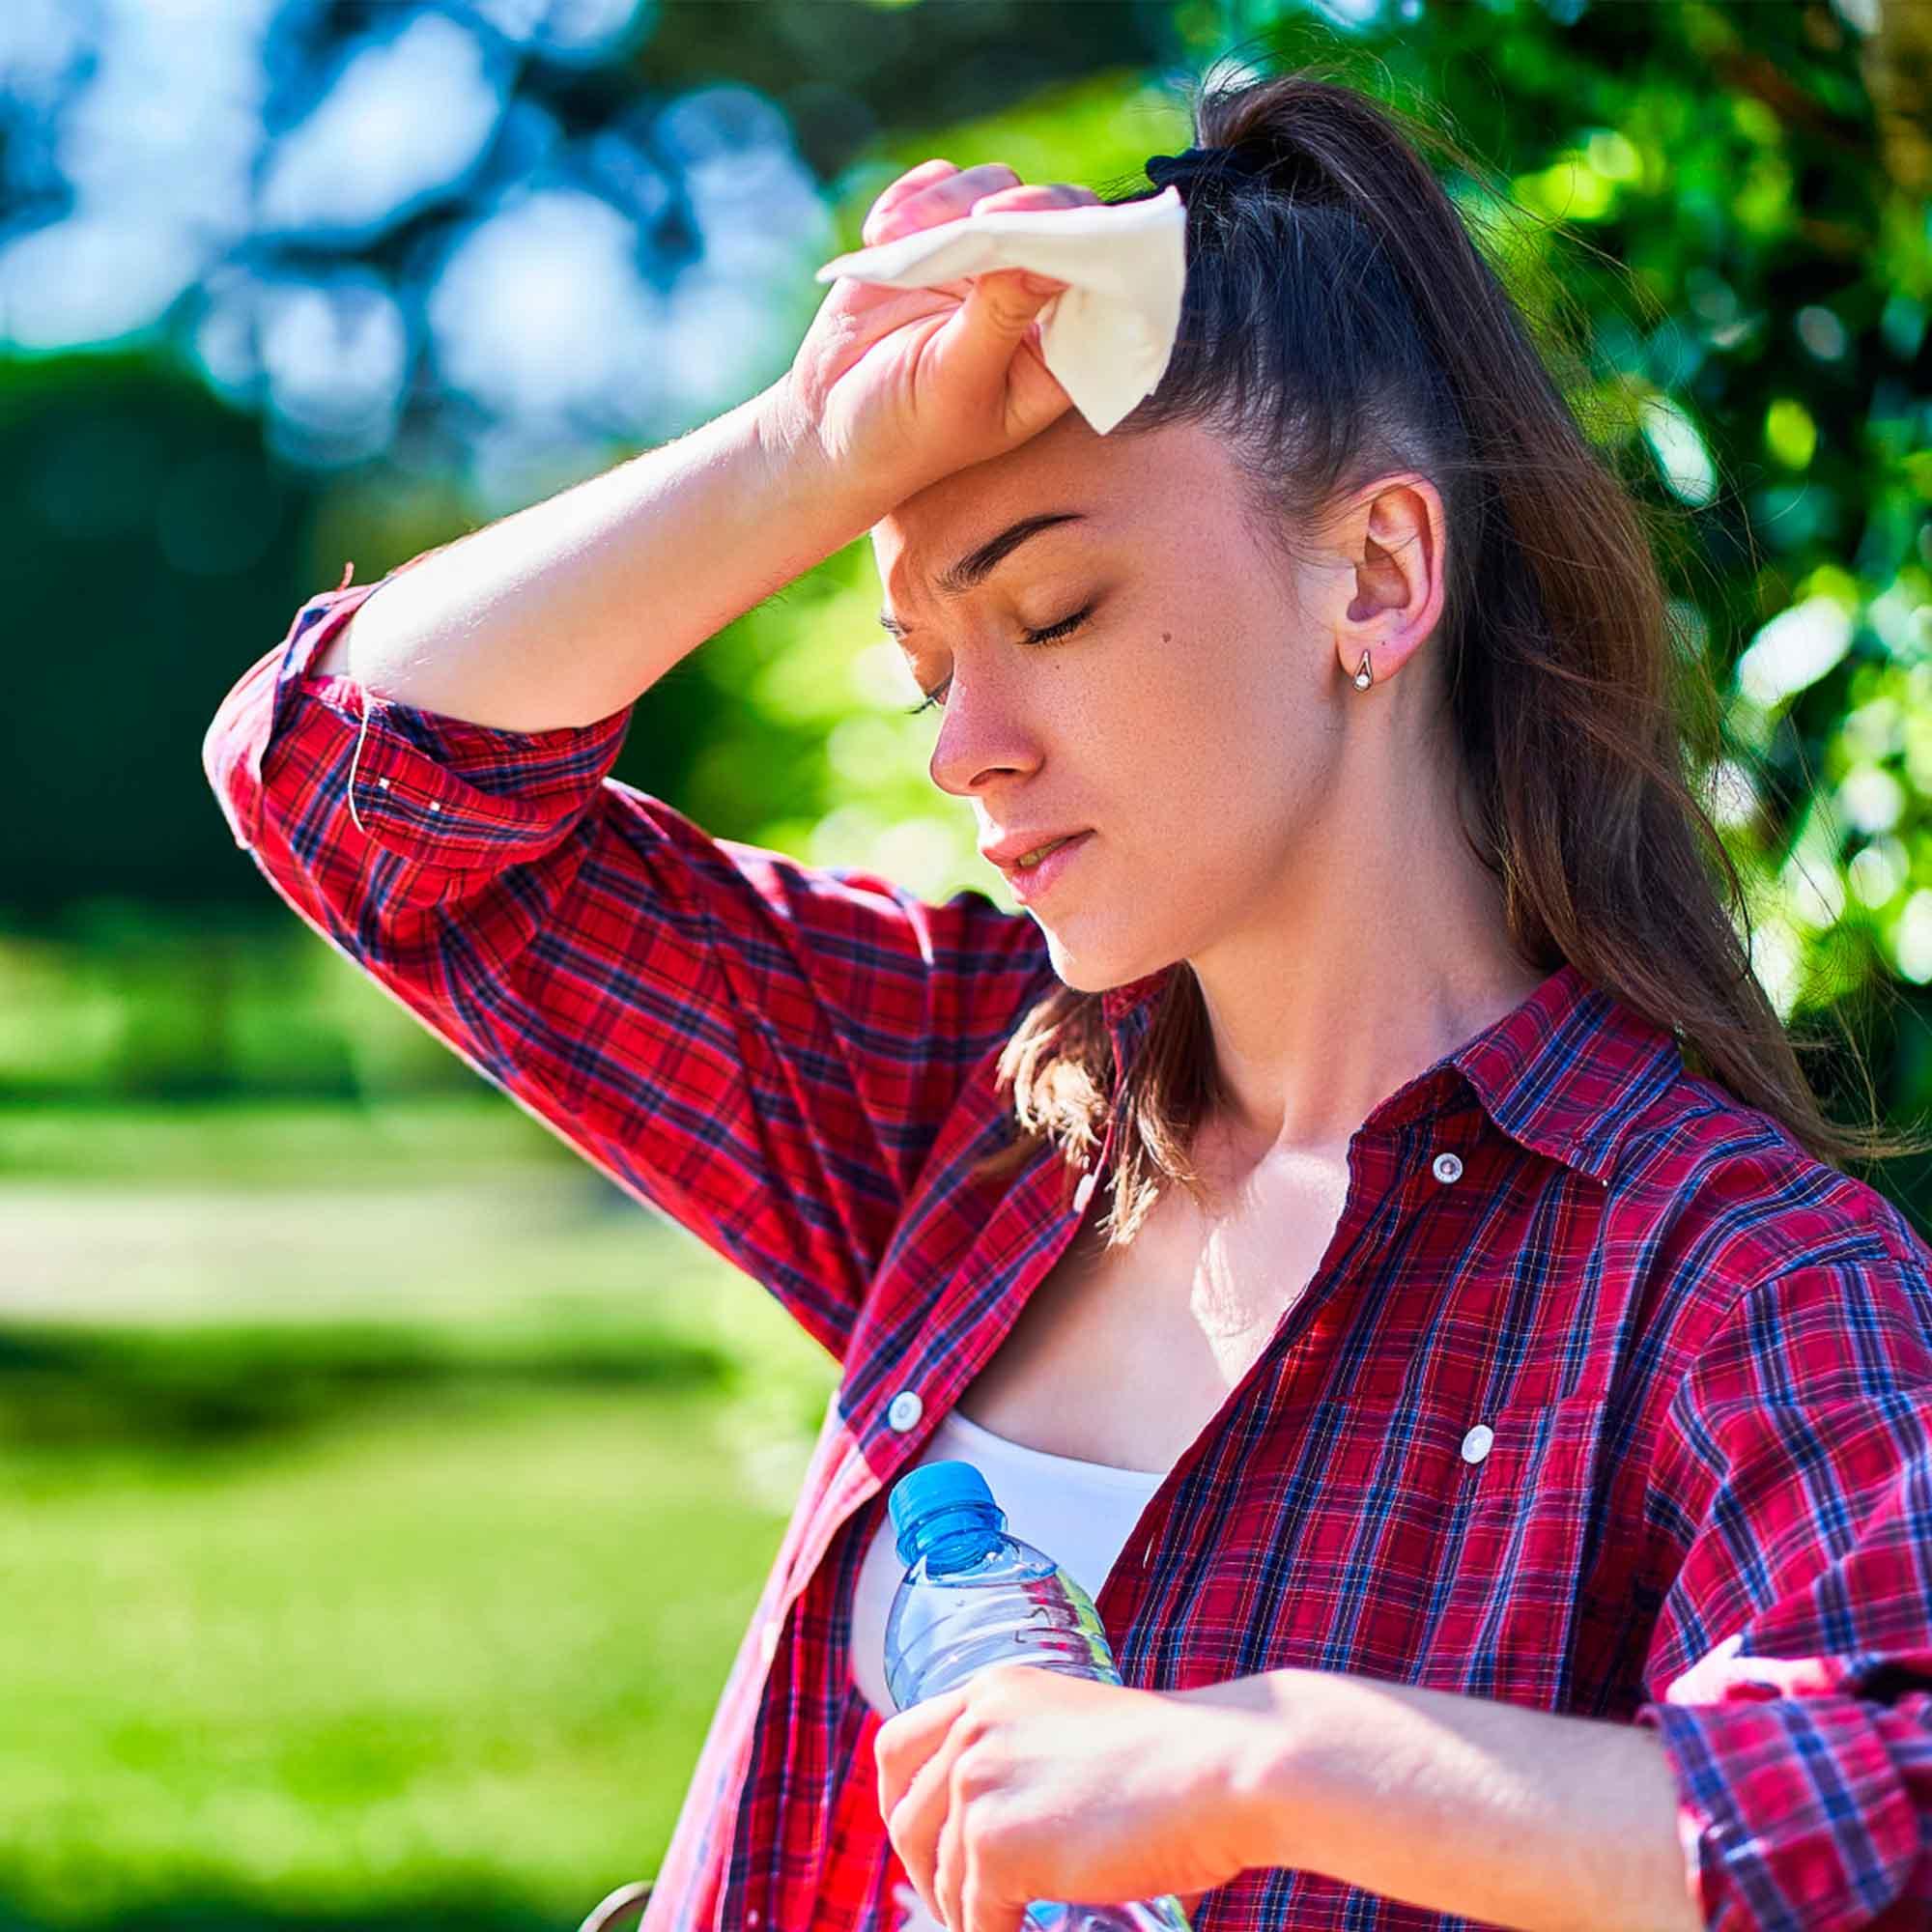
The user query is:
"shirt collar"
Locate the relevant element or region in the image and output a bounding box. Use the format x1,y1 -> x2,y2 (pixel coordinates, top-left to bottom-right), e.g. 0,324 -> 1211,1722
1098,958 -> 1681,1185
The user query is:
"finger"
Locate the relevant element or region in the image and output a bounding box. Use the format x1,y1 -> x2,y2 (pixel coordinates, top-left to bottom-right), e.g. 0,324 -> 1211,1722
875,1688 -> 966,1822
968,183 -> 1101,214
868,162 -> 1022,246
887,157 -> 957,195
936,1766 -> 968,1932
885,1730 -> 960,1925
935,267 -> 1062,382
962,1870 -> 1028,1932
862,158 -> 957,245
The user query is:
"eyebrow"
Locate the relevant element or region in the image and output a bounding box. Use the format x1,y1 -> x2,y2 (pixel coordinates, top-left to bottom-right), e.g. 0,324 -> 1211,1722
877,511 -> 1088,639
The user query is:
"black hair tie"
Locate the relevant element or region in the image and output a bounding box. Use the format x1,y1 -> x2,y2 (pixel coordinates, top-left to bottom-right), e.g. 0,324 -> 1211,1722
1144,144 -> 1271,196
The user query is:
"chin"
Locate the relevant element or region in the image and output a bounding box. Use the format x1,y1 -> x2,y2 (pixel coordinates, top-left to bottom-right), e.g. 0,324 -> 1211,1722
1032,923 -> 1097,989
1032,923 -> 1160,998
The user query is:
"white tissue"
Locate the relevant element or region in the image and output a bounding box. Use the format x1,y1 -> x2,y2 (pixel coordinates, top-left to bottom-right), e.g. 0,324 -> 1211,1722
812,185 -> 1188,437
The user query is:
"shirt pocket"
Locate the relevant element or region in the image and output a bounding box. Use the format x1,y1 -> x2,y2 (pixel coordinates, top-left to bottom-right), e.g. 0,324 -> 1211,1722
1412,1388 -> 1621,1706
1452,1387 -> 1608,1533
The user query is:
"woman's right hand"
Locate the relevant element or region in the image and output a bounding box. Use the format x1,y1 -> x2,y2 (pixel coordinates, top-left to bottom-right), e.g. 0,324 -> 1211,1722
765,160 -> 1102,506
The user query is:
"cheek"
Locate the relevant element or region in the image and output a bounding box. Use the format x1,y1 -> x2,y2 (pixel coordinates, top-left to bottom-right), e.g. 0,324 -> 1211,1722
1127,651 -> 1294,802
1147,697 -> 1314,895
1132,608 -> 1280,724
1102,617 -> 1316,849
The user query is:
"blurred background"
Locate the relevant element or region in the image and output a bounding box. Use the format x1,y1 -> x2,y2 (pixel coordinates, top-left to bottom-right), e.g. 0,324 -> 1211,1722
2,0 -> 1928,1926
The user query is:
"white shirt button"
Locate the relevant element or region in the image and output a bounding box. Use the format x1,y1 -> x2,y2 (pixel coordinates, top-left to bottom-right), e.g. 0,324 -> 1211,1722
1433,1151 -> 1463,1184
1461,1423 -> 1494,1464
376,777 -> 390,790
1072,1171 -> 1097,1212
887,1389 -> 923,1433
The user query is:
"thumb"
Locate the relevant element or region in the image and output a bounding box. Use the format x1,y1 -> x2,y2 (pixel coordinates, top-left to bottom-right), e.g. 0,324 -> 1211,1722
926,267 -> 1061,395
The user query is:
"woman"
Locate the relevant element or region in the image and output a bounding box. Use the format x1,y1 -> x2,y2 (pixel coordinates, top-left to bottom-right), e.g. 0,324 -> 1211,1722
204,67 -> 1932,1932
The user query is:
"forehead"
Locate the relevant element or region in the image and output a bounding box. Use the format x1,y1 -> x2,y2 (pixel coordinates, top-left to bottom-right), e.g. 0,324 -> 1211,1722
869,415 -> 1230,607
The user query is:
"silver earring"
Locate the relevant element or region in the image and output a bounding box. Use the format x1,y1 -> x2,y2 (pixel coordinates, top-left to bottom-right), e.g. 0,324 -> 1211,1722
1353,650 -> 1374,691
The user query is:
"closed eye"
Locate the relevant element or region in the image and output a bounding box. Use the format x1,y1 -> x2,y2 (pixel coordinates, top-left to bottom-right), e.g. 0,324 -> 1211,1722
903,605 -> 1094,716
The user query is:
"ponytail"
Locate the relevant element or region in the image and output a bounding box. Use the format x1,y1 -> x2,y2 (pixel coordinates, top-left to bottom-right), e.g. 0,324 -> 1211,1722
970,64 -> 1926,1248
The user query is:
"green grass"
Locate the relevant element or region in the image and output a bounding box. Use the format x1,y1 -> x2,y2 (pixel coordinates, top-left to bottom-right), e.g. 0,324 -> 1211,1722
0,1096 -> 585,1187
0,1100 -> 844,1932
0,1385 -> 797,1931
0,1098 -> 838,1415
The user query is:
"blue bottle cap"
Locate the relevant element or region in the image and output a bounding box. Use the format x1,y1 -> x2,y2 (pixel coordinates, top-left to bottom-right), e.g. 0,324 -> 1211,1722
889,1460 -> 1002,1562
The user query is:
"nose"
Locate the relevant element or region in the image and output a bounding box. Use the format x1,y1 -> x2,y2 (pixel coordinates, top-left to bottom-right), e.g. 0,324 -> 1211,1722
926,671 -> 1042,799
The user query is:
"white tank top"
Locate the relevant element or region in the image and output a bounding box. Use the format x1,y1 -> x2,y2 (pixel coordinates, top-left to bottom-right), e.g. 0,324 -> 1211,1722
847,1406 -> 1171,1932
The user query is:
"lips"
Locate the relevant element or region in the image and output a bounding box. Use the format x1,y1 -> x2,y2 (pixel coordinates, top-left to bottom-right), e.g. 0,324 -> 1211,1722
980,828 -> 1094,872
1017,834 -> 1079,867
997,829 -> 1094,902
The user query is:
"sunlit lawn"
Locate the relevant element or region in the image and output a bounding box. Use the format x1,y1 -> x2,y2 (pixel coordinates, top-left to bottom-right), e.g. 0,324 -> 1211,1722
0,1100 -> 839,1932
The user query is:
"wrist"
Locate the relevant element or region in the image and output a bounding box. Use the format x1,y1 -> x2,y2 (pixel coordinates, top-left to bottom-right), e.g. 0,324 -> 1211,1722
750,378 -> 899,534
1179,1668 -> 1318,1875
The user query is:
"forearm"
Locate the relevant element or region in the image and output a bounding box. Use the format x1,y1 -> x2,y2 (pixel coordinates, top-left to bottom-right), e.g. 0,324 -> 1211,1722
1223,1668 -> 1702,1932
313,383 -> 891,733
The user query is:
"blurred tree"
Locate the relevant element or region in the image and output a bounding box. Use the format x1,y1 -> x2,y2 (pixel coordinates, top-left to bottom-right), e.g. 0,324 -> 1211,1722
2,0 -> 1175,932
3,0 -> 1927,1197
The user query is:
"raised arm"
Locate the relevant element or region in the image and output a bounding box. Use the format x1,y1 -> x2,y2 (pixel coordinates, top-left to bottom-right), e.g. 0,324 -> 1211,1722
313,155 -> 1094,735
306,384 -> 884,731
204,159 -> 1099,1362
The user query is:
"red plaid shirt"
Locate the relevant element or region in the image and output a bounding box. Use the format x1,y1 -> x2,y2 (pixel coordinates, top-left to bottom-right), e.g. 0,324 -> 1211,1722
204,563 -> 1932,1932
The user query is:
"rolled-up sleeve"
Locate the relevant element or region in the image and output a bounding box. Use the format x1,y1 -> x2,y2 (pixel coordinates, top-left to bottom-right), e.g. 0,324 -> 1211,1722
1634,1236 -> 1932,1931
203,556 -> 636,897
202,560 -> 1053,1365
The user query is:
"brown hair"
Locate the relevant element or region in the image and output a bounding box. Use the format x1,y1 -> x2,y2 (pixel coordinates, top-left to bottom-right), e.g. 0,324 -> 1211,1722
968,62 -> 1929,1248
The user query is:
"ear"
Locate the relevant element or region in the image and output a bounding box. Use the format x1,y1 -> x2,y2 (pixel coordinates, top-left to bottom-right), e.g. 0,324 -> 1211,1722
1325,474 -> 1447,691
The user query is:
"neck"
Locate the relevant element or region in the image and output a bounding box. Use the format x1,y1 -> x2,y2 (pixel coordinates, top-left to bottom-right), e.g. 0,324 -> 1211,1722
1189,743 -> 1544,1162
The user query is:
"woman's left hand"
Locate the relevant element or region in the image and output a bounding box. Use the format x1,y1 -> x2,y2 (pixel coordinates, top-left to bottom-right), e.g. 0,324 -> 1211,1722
874,1661 -> 1269,1931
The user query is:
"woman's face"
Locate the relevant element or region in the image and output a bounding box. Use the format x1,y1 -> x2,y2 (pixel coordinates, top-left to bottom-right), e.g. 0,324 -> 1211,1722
871,412 -> 1363,994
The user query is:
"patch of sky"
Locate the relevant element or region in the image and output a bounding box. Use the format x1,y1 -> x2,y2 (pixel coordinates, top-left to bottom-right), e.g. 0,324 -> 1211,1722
257,11 -> 508,243
462,0 -> 655,65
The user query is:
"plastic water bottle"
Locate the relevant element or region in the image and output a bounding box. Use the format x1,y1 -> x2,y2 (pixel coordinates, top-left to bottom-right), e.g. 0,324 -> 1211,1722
882,1460 -> 1196,1932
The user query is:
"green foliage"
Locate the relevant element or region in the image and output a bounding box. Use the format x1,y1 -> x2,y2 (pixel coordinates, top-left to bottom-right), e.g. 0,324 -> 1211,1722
0,1316 -> 731,1451
0,917 -> 512,1106
1,357 -> 325,924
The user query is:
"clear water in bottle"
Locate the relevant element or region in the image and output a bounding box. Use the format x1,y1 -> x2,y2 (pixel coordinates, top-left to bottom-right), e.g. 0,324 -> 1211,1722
882,1459 -> 1196,1932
